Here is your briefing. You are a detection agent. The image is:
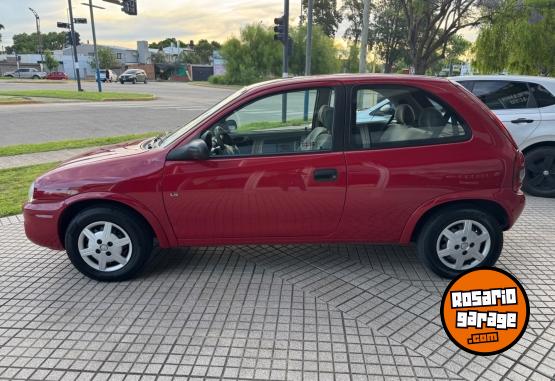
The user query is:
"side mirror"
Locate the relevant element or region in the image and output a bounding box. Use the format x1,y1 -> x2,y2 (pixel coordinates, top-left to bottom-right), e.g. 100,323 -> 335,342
167,139 -> 209,161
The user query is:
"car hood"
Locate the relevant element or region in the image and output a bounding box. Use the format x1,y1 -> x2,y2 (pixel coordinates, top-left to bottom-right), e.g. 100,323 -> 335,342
34,139 -> 166,198
62,139 -> 147,166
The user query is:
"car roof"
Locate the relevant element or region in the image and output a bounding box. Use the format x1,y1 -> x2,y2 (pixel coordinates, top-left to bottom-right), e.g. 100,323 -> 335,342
242,74 -> 452,94
449,74 -> 555,85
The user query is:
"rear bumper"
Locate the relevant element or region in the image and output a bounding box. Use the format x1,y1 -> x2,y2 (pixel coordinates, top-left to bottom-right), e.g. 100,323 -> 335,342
23,201 -> 65,250
501,189 -> 526,230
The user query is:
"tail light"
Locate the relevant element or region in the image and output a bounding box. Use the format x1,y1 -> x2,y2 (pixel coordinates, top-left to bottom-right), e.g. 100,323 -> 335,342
513,151 -> 525,192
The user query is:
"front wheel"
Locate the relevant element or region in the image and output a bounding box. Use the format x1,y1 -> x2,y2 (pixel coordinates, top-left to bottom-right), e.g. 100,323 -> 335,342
65,206 -> 153,281
32,75 -> 40,79
522,147 -> 555,197
416,208 -> 503,278
132,78 -> 137,84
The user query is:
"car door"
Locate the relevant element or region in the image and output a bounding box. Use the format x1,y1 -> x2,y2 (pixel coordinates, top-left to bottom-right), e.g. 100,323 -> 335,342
162,85 -> 347,243
338,84 -> 486,243
468,80 -> 541,147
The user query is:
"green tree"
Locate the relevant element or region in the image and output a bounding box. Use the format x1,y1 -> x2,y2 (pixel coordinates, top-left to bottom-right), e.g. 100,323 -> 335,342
289,24 -> 340,75
151,50 -> 167,64
371,0 -> 408,73
475,0 -> 555,75
194,39 -> 220,64
341,0 -> 371,44
215,24 -> 282,85
301,0 -> 343,37
341,44 -> 360,73
399,0 -> 494,74
89,47 -> 119,69
43,50 -> 59,72
7,32 -> 70,54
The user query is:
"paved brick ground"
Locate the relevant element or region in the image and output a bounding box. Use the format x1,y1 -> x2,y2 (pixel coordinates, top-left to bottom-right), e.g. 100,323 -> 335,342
0,197 -> 553,380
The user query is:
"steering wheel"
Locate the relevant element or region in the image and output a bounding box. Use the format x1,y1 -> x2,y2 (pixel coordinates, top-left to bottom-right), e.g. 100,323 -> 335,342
212,125 -> 238,155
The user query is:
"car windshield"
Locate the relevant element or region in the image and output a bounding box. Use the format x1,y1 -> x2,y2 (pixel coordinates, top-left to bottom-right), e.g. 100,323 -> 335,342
160,88 -> 248,148
123,70 -> 139,74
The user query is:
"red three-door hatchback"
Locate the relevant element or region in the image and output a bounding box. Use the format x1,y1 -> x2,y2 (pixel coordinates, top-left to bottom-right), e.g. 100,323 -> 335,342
23,75 -> 525,281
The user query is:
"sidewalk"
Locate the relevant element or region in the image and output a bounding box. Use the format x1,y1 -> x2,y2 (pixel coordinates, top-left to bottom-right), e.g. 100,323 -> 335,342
0,147 -> 91,170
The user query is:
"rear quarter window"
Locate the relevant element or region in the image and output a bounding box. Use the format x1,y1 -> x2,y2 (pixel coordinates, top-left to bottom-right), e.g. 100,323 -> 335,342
531,83 -> 555,108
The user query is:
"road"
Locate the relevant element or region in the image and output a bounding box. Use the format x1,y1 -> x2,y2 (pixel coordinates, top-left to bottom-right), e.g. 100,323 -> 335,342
0,81 -> 236,146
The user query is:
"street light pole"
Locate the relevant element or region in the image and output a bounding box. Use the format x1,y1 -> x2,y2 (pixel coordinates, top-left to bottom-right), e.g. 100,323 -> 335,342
305,0 -> 313,76
87,0 -> 102,92
68,0 -> 83,91
28,8 -> 43,71
358,0 -> 371,73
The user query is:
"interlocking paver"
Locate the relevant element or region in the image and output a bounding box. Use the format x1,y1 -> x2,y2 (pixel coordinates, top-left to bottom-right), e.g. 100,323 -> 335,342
0,197 -> 553,380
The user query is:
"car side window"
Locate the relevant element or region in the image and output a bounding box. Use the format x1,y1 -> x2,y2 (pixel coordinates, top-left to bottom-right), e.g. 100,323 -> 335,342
199,88 -> 335,157
351,86 -> 469,149
530,83 -> 555,108
471,81 -> 532,110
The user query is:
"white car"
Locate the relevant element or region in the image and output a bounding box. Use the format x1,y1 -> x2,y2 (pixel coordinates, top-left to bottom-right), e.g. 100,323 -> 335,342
451,75 -> 555,197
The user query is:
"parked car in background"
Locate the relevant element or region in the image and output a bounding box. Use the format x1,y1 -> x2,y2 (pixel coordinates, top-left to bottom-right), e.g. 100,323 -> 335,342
119,69 -> 147,84
46,72 -> 69,80
356,99 -> 394,125
24,75 -> 525,281
97,69 -> 117,83
4,68 -> 47,79
452,75 -> 555,197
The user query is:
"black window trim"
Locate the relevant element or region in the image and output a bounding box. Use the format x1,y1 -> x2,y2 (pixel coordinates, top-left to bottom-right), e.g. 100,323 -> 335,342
195,84 -> 346,160
344,83 -> 472,152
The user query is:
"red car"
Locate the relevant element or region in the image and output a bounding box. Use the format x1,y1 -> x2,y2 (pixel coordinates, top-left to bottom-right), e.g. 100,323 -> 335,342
24,75 -> 525,281
46,72 -> 69,80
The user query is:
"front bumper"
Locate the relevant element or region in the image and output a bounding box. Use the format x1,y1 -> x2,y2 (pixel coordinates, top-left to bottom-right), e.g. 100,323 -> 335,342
23,201 -> 65,250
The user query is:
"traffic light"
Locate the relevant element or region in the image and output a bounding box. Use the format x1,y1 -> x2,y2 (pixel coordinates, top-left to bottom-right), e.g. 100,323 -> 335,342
74,32 -> 81,46
65,32 -> 73,46
122,0 -> 137,16
274,16 -> 286,43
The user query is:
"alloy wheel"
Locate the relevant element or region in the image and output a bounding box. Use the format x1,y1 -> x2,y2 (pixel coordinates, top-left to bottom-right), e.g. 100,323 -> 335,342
435,219 -> 491,271
526,154 -> 555,192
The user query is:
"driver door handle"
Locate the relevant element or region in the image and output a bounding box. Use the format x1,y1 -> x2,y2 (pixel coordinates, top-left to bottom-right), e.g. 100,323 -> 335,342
313,168 -> 338,182
511,118 -> 534,124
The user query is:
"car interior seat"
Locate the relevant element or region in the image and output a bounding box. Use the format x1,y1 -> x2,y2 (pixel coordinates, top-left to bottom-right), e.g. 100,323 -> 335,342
301,105 -> 333,151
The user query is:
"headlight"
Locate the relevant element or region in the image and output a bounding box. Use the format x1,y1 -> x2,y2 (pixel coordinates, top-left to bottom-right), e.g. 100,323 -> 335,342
28,182 -> 35,202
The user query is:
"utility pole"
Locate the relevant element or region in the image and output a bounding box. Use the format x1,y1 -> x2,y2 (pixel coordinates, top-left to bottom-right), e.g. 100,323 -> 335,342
358,0 -> 371,73
28,8 -> 43,71
68,0 -> 83,91
303,0 -> 313,121
305,0 -> 313,76
84,0 -> 103,92
283,0 -> 290,78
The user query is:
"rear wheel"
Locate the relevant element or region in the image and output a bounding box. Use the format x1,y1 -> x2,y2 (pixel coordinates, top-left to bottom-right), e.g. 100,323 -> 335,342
32,75 -> 40,79
65,206 -> 153,281
120,80 -> 124,84
416,208 -> 503,278
523,147 -> 555,197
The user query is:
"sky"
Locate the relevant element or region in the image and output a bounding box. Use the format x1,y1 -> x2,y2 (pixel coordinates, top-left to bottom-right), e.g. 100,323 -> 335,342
0,0 -> 477,50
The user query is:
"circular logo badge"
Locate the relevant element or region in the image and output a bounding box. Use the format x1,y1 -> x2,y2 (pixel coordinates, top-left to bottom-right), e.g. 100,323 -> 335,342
440,267 -> 529,355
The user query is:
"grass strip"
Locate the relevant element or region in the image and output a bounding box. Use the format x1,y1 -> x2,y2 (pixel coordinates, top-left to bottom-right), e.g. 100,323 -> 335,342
0,89 -> 155,101
0,162 -> 59,217
0,132 -> 160,157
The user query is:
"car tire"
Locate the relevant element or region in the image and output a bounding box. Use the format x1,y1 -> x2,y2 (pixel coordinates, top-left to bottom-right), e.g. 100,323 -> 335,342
522,147 -> 555,198
120,80 -> 124,84
65,206 -> 153,281
144,79 -> 148,84
32,75 -> 40,79
416,207 -> 503,278
132,78 -> 137,84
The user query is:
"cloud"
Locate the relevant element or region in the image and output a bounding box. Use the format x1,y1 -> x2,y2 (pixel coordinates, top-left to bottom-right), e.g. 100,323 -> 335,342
0,0 -> 302,48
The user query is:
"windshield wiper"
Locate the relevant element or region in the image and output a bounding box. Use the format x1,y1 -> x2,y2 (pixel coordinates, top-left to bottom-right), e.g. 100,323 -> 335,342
146,132 -> 171,149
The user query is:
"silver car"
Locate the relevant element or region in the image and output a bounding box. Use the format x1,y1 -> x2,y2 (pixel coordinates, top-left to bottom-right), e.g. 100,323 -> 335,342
4,68 -> 47,79
452,75 -> 555,197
